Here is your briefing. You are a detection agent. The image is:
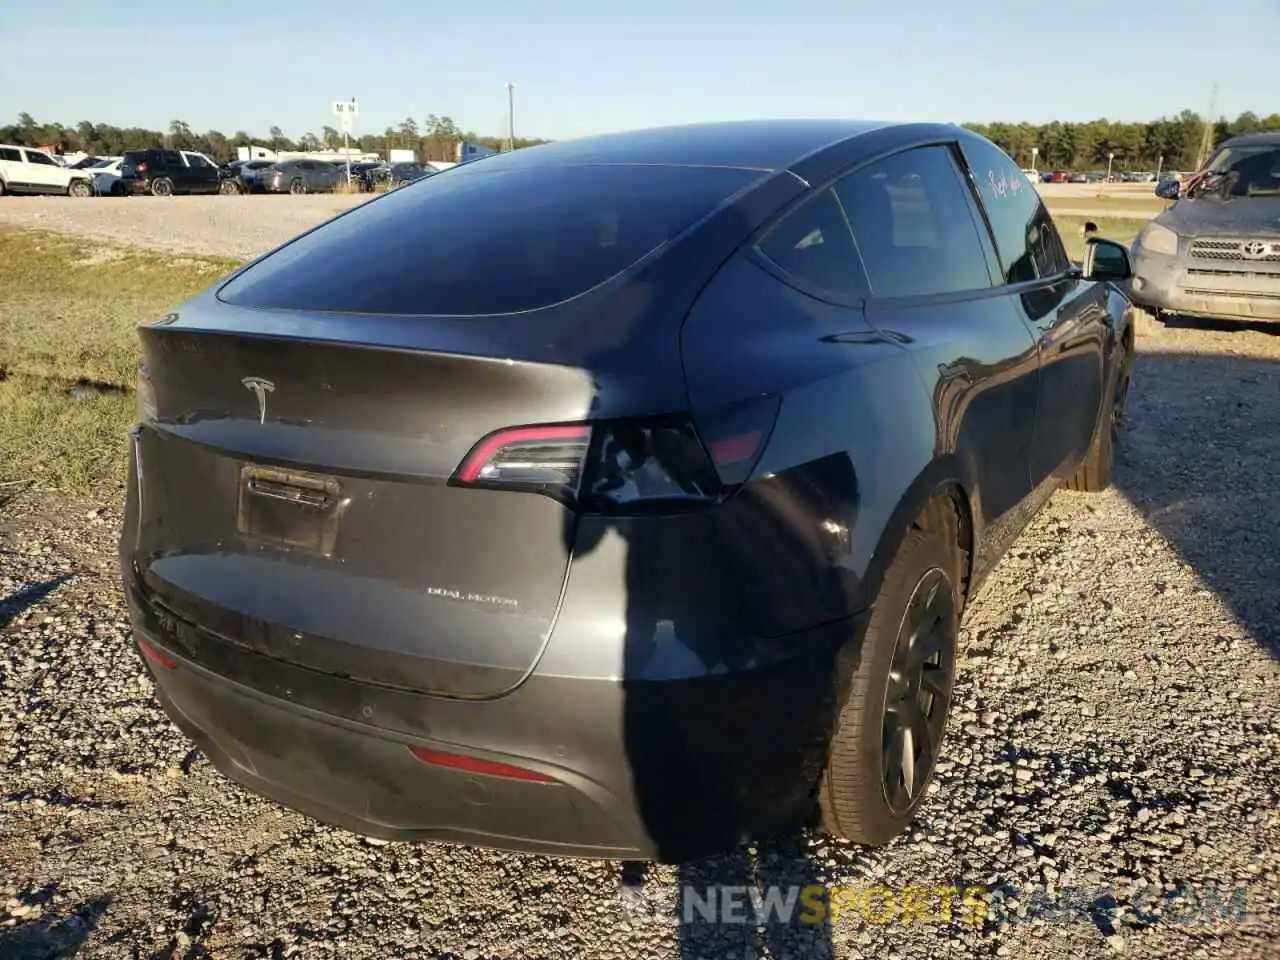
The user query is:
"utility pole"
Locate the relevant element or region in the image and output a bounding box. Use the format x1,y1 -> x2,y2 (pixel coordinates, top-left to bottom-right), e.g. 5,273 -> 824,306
506,82 -> 515,152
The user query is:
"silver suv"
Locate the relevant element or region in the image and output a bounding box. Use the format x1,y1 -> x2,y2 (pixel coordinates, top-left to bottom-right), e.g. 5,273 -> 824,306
1131,132 -> 1280,324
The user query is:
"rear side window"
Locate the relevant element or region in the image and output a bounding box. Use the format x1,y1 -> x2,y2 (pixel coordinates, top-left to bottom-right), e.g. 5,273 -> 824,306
0,148 -> 20,162
961,137 -> 1063,284
834,145 -> 993,298
25,150 -> 56,166
755,190 -> 865,299
219,163 -> 761,315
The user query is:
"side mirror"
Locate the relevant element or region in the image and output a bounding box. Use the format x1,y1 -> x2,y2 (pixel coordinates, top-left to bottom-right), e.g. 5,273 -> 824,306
1155,179 -> 1180,200
1083,237 -> 1132,282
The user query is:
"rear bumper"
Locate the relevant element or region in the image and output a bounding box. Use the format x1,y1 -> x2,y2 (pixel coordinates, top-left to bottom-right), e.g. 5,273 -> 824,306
144,640 -> 645,858
124,576 -> 859,862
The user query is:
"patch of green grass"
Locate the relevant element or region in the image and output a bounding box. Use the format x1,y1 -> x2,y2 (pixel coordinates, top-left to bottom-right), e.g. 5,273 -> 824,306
1052,215 -> 1150,262
0,228 -> 241,495
0,228 -> 240,388
0,378 -> 135,494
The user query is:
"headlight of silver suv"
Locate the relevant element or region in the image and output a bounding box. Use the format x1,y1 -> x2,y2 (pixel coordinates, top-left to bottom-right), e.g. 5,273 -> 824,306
1136,222 -> 1179,256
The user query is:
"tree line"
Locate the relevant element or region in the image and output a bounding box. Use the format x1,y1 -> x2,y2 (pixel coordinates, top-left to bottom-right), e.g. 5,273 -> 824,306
4,109 -> 1278,170
962,111 -> 1280,172
0,113 -> 550,163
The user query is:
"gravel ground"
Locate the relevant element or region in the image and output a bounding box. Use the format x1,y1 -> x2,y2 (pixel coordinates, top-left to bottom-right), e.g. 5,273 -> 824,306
0,184 -> 1158,263
2,297 -> 1279,953
0,195 -> 368,261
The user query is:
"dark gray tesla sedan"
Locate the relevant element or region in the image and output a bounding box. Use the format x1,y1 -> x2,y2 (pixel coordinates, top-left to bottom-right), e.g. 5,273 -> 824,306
121,120 -> 1136,862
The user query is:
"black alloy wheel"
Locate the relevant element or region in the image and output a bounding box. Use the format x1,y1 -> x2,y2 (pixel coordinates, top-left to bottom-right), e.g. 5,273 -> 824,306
881,567 -> 957,814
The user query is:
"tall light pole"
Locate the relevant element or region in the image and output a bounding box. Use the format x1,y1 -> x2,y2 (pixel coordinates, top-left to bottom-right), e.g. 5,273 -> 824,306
505,82 -> 515,152
1030,146 -> 1038,174
1106,151 -> 1115,185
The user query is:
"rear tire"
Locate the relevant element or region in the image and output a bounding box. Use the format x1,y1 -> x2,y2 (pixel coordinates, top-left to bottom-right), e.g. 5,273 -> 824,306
818,517 -> 960,846
1067,342 -> 1131,493
0,178 -> 8,196
150,178 -> 174,198
289,178 -> 307,195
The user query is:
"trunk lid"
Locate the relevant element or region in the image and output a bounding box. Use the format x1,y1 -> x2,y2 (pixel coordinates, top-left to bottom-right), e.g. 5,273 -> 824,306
131,313 -> 602,699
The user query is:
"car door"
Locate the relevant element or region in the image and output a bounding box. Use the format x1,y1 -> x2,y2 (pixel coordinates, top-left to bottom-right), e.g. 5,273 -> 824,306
958,138 -> 1108,486
182,152 -> 220,193
20,148 -> 64,192
833,144 -> 1043,577
0,147 -> 25,189
159,150 -> 186,191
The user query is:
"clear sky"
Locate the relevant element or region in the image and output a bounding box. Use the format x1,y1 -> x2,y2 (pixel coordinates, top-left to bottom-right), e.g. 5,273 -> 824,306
2,0 -> 1278,141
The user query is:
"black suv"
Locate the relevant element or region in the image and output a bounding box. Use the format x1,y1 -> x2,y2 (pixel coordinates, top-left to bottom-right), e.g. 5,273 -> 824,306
120,149 -> 221,196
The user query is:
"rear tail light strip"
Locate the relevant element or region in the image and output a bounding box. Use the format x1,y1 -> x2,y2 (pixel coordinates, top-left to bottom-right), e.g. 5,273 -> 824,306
407,746 -> 557,783
449,395 -> 780,514
138,637 -> 178,669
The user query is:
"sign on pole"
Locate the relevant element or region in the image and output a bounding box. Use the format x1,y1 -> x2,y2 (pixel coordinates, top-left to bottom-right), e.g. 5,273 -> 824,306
332,99 -> 358,183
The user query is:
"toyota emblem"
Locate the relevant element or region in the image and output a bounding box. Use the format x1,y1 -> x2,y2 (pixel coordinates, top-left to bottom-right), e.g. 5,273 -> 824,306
1241,240 -> 1269,259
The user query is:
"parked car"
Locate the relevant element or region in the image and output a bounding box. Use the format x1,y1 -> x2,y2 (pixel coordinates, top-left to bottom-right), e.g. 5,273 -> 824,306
89,158 -> 126,196
259,158 -> 345,194
1068,171 -> 1089,184
119,149 -> 222,196
122,119 -> 1136,862
369,161 -> 435,190
1021,168 -> 1041,184
222,159 -> 276,194
1133,131 -> 1280,324
0,144 -> 95,196
346,161 -> 385,192
70,155 -> 113,170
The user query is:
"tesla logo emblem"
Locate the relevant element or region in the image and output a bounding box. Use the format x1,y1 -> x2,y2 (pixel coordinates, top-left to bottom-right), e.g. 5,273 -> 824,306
1241,241 -> 1269,259
241,377 -> 275,424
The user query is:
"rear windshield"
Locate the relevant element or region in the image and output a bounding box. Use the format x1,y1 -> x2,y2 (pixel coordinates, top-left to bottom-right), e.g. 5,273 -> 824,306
217,162 -> 761,315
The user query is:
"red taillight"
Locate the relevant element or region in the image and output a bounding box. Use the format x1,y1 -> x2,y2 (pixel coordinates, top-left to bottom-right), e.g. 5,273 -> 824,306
452,425 -> 592,502
710,431 -> 764,468
138,637 -> 177,669
450,396 -> 780,513
693,394 -> 781,486
407,746 -> 556,783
